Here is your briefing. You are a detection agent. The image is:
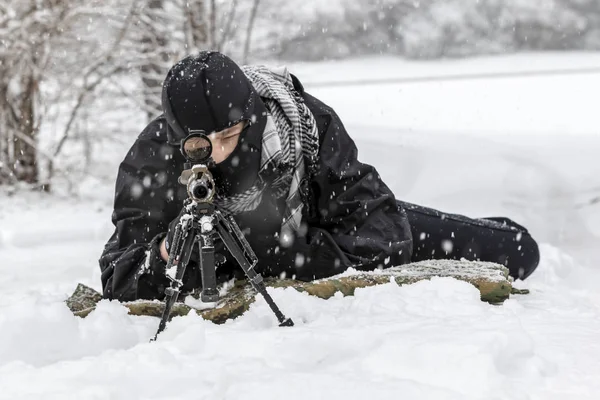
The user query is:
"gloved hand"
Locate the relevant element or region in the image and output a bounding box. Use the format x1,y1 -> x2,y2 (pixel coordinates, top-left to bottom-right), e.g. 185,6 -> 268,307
147,204 -> 200,295
164,204 -> 197,260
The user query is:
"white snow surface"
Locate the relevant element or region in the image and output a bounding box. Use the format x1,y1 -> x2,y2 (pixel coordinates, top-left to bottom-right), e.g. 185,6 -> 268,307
1,53 -> 600,399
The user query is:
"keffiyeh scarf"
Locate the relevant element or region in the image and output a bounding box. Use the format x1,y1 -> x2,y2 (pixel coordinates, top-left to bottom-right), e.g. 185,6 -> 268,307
213,65 -> 320,237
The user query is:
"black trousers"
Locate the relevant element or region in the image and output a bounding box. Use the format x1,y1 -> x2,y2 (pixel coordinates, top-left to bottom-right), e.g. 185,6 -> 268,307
398,201 -> 540,280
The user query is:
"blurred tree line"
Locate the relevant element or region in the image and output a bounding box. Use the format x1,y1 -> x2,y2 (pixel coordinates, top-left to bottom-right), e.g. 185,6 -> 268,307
1,0 -> 598,190
269,0 -> 600,60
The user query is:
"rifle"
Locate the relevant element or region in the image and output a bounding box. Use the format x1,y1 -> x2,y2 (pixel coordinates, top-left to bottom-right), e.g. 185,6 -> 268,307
152,131 -> 293,341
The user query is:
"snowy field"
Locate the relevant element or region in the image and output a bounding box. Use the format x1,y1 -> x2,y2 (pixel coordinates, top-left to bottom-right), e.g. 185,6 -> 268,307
1,53 -> 600,399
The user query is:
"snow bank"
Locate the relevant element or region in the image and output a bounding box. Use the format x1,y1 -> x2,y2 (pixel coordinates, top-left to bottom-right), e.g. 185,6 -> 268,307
0,276 -> 554,399
2,254 -> 599,400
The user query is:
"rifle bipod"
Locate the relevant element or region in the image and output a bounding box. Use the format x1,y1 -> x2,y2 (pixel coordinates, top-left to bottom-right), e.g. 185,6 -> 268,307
152,202 -> 293,341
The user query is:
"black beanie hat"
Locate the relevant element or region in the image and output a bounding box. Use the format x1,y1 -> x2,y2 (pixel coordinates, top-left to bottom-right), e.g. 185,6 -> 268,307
161,51 -> 257,145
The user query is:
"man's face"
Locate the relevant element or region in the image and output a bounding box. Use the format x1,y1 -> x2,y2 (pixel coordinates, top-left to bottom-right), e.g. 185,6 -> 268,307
208,121 -> 247,164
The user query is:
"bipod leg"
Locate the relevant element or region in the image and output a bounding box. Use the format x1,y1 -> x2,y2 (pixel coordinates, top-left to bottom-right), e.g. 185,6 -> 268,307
215,213 -> 294,327
153,218 -> 197,340
198,234 -> 219,303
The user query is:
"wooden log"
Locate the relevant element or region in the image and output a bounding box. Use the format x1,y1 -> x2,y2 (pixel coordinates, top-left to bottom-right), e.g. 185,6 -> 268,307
68,260 -> 519,323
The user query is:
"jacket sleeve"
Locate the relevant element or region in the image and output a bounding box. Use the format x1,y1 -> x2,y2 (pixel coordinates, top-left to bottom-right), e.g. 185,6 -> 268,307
98,119 -> 184,301
271,98 -> 413,281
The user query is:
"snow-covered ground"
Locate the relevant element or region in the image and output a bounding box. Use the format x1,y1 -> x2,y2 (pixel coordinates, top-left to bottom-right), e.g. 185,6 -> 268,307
1,53 -> 599,399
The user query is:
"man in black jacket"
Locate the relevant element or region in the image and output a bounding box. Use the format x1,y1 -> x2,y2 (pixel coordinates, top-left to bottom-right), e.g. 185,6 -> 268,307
99,51 -> 539,302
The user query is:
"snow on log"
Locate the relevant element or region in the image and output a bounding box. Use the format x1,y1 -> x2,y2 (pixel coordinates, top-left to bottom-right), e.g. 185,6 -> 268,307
67,260 -> 526,322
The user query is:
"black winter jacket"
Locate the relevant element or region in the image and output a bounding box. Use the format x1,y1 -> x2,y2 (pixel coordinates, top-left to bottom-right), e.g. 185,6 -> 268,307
99,82 -> 413,301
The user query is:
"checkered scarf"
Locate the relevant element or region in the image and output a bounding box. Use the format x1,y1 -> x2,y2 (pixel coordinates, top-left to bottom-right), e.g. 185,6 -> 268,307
213,65 -> 319,237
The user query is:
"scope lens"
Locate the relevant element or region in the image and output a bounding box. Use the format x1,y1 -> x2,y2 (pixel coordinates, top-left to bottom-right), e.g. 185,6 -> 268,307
182,134 -> 212,162
192,184 -> 209,200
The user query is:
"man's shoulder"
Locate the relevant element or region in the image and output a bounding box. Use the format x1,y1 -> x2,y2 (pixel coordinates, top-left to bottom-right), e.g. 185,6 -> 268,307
137,115 -> 170,142
303,91 -> 334,115
290,73 -> 335,118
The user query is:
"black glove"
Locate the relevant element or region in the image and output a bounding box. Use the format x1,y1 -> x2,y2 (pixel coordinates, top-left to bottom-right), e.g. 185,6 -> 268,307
147,204 -> 198,294
164,204 -> 196,261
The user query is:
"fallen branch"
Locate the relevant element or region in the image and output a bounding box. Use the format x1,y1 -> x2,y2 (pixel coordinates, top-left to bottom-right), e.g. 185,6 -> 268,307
67,260 -> 525,324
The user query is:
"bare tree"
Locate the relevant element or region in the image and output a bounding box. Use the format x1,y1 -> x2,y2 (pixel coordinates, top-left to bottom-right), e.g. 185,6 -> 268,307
0,1 -> 73,187
180,0 -> 211,51
217,0 -> 240,51
138,0 -> 173,121
242,0 -> 261,63
0,0 -> 139,189
47,6 -> 139,187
